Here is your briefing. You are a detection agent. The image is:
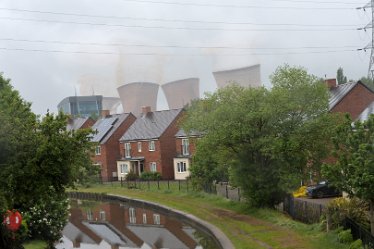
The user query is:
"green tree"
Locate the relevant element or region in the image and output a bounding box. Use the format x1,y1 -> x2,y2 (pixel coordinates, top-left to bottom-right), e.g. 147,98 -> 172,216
184,65 -> 338,207
359,76 -> 374,91
337,67 -> 347,85
322,115 -> 374,236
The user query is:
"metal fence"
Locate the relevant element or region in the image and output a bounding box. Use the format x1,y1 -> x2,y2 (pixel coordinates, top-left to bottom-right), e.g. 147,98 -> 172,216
343,217 -> 374,249
283,195 -> 325,224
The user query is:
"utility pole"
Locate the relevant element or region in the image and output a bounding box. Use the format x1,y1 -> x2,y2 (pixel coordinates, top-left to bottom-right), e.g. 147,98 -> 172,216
358,1 -> 374,80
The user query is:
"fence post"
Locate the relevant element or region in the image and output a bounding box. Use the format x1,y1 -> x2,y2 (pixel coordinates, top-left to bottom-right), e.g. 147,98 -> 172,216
238,187 -> 241,202
168,180 -> 170,190
186,180 -> 189,192
225,184 -> 228,199
157,180 -> 160,190
179,180 -> 181,191
147,180 -> 150,190
120,177 -> 123,187
134,180 -> 137,189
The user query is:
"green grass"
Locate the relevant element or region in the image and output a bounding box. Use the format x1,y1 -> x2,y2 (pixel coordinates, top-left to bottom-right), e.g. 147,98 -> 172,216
73,184 -> 350,249
23,240 -> 46,249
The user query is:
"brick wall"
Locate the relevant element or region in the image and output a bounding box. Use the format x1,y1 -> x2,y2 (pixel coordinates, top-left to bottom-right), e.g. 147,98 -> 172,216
81,118 -> 95,129
331,83 -> 374,120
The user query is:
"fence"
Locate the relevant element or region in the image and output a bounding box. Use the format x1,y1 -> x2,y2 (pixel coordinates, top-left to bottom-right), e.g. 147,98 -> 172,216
283,195 -> 325,224
343,217 -> 374,249
215,182 -> 242,202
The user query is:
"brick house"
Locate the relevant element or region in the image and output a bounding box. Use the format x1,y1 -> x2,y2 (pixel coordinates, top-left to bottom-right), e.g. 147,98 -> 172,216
117,107 -> 184,180
66,117 -> 95,131
173,129 -> 201,180
91,113 -> 136,182
328,79 -> 374,119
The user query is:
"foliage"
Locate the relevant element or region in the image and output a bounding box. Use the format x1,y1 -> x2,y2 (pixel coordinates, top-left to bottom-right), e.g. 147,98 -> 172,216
293,186 -> 307,198
322,115 -> 374,235
140,171 -> 161,180
338,229 -> 353,244
337,67 -> 348,85
125,171 -> 138,180
359,76 -> 374,91
24,192 -> 69,249
184,65 -> 339,207
324,197 -> 369,230
349,239 -> 363,249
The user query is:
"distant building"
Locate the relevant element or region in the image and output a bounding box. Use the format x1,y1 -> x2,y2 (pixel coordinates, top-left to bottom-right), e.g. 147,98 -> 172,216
58,95 -> 121,118
161,78 -> 200,109
213,64 -> 261,89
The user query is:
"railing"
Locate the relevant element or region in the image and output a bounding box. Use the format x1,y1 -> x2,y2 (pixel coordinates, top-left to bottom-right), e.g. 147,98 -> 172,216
343,217 -> 374,249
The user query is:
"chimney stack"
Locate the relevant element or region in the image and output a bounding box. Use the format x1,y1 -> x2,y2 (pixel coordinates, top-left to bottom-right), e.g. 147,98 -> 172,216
142,106 -> 151,115
101,110 -> 110,118
325,79 -> 337,89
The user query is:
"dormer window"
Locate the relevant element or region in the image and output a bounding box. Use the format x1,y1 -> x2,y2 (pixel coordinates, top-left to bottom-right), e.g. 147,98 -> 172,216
182,139 -> 189,155
95,145 -> 101,155
149,140 -> 155,151
124,143 -> 131,158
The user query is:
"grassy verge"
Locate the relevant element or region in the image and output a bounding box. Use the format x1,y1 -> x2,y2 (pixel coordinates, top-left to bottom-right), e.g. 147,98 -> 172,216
23,240 -> 46,249
74,184 -> 349,249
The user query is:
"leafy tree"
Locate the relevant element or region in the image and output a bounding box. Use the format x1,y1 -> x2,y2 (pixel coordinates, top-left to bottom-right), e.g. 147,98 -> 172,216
337,67 -> 347,85
184,65 -> 339,207
359,76 -> 374,91
322,115 -> 374,236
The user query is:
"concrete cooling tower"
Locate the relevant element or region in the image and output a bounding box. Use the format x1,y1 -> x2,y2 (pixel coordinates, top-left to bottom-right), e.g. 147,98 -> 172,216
213,64 -> 261,89
117,82 -> 159,114
161,78 -> 200,109
102,97 -> 122,114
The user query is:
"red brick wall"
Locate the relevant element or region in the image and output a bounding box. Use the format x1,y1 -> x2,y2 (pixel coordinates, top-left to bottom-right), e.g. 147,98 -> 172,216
175,136 -> 198,156
93,114 -> 136,182
82,118 -> 95,129
331,83 -> 374,120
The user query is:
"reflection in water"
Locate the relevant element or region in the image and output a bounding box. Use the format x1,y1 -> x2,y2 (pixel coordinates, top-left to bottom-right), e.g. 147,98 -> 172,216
56,199 -> 219,249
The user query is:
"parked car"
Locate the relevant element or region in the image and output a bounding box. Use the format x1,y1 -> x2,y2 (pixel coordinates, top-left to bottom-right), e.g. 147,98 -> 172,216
306,180 -> 341,198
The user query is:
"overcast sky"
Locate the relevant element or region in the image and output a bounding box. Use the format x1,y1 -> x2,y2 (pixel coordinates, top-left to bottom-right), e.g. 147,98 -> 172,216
0,0 -> 371,115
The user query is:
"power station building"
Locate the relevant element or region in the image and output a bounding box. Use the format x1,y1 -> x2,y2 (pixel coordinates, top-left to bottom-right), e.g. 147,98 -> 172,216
213,64 -> 261,89
161,78 -> 200,109
117,82 -> 159,114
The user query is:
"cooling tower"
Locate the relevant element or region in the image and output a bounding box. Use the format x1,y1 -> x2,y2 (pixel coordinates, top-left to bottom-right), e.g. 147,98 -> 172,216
117,82 -> 159,114
213,64 -> 261,89
161,78 -> 200,109
102,97 -> 122,114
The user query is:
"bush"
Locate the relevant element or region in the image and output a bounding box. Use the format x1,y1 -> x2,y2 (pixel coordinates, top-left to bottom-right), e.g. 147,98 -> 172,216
125,171 -> 138,181
338,229 -> 353,244
349,239 -> 363,249
140,172 -> 161,180
323,197 -> 369,230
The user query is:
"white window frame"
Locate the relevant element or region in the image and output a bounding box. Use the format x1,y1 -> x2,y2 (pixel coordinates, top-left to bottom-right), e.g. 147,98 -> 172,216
149,140 -> 155,151
129,208 -> 136,224
182,139 -> 189,156
142,213 -> 147,224
86,209 -> 93,221
95,145 -> 101,155
153,214 -> 160,225
137,142 -> 142,152
124,143 -> 131,158
177,161 -> 187,173
150,162 -> 157,172
99,210 -> 106,221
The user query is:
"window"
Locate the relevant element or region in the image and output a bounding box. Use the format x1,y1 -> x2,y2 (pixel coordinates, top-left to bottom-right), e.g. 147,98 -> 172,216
142,213 -> 147,224
177,161 -> 187,173
137,142 -> 142,152
129,208 -> 136,224
153,214 -> 160,225
150,162 -> 157,172
182,139 -> 189,155
120,164 -> 129,174
99,210 -> 106,221
95,145 -> 101,155
124,143 -> 131,158
149,140 -> 155,151
86,209 -> 93,221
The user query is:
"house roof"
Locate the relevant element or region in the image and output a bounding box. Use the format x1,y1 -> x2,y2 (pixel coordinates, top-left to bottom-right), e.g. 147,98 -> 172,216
67,117 -> 91,131
328,81 -> 357,110
175,129 -> 203,138
356,101 -> 374,121
91,113 -> 132,144
120,109 -> 183,141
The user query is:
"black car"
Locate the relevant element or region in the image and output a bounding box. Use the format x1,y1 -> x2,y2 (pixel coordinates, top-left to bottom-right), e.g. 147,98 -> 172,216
306,181 -> 341,198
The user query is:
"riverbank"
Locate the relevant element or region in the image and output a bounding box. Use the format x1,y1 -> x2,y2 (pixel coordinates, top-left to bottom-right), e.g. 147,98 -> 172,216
75,184 -> 349,249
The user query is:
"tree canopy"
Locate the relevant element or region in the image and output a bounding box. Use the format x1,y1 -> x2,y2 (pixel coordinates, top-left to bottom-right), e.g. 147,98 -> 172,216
183,65 -> 340,207
322,115 -> 374,236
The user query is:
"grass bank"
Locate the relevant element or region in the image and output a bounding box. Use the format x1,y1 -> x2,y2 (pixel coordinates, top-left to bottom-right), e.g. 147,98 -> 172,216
75,183 -> 349,249
23,240 -> 46,249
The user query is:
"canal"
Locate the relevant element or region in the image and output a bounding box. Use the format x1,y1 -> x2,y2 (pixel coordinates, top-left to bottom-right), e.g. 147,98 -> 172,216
55,194 -> 222,249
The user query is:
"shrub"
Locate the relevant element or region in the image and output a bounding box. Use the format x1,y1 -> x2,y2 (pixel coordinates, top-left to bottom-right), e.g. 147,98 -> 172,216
349,239 -> 363,249
338,229 -> 353,244
324,197 -> 369,230
125,171 -> 138,181
140,172 -> 161,180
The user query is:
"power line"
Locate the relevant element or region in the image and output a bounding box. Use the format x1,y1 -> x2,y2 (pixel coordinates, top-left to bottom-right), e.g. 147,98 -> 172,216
118,0 -> 355,9
0,37 -> 361,50
0,46 -> 358,56
0,16 -> 358,32
0,7 -> 362,27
